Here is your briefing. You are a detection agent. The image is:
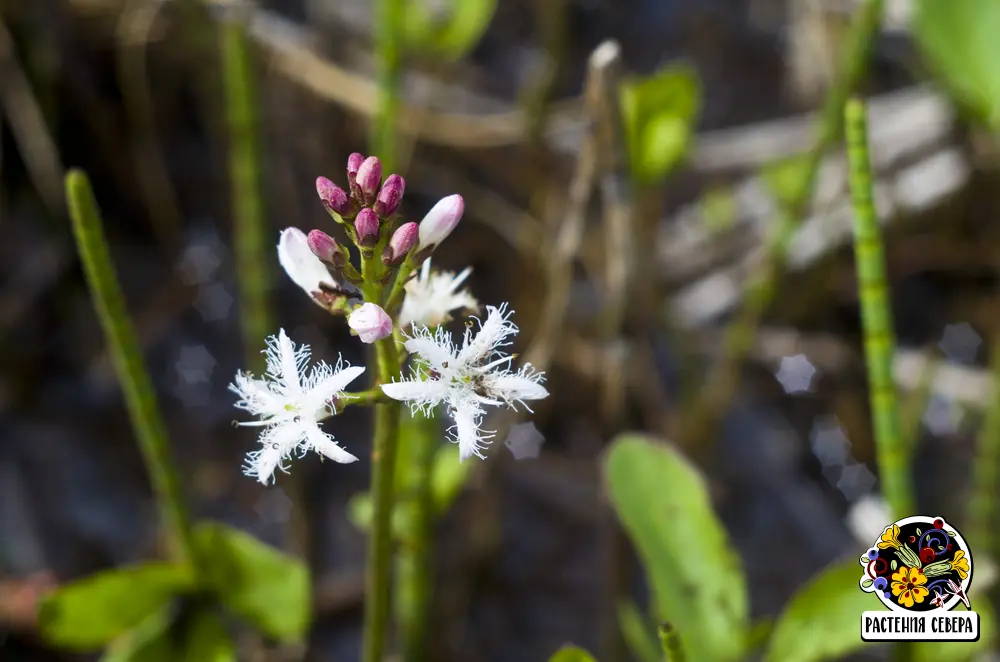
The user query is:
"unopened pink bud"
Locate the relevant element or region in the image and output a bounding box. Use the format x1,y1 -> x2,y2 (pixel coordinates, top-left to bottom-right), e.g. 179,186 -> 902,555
316,177 -> 349,215
383,222 -> 418,265
356,156 -> 382,205
306,229 -> 339,263
348,302 -> 393,344
354,207 -> 379,247
374,174 -> 405,217
417,194 -> 464,250
346,152 -> 365,186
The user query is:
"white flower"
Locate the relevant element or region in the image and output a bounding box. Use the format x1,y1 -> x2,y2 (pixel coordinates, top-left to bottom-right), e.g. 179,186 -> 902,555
381,304 -> 548,461
398,259 -> 478,328
278,227 -> 350,305
348,302 -> 393,343
231,329 -> 364,484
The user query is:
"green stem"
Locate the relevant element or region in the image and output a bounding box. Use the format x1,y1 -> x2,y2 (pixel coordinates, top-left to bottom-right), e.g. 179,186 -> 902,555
65,170 -> 195,567
221,13 -> 272,374
844,98 -> 914,520
397,407 -> 439,662
384,254 -> 417,314
371,0 -> 405,173
970,332 -> 1000,554
683,0 -> 885,450
341,388 -> 394,408
363,336 -> 402,662
360,245 -> 403,662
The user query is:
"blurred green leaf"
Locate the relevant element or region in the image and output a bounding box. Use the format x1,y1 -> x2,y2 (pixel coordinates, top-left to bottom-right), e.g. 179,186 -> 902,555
432,442 -> 473,511
402,0 -> 497,61
764,559 -> 870,662
745,619 -> 775,654
699,187 -> 738,236
548,644 -> 598,662
761,153 -> 813,209
604,434 -> 748,662
912,600 -> 996,662
193,521 -> 309,642
37,562 -> 192,650
101,606 -> 235,662
101,609 -> 173,662
617,599 -> 661,662
912,0 -> 1000,132
182,609 -> 237,662
620,65 -> 700,185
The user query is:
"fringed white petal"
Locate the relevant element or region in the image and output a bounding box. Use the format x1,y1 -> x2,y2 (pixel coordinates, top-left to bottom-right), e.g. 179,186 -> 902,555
381,378 -> 450,407
303,423 -> 359,464
451,400 -> 492,461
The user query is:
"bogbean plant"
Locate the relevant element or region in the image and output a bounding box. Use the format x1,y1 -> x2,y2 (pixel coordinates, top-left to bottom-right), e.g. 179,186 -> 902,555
231,154 -> 551,662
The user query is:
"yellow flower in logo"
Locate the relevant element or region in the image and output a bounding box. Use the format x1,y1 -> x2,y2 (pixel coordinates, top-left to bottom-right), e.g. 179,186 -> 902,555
878,524 -> 902,549
950,550 -> 970,580
891,566 -> 929,608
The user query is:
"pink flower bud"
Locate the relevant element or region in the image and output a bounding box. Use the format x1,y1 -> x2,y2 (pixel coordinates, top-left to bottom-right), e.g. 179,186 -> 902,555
374,174 -> 405,217
346,152 -> 365,187
348,302 -> 393,344
355,156 -> 382,205
383,222 -> 418,265
354,207 -> 379,247
315,177 -> 349,215
306,229 -> 341,264
417,194 -> 464,250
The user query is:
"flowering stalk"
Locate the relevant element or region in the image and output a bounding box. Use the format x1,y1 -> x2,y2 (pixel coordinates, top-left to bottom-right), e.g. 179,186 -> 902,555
362,320 -> 403,662
230,152 -> 547,662
372,0 -> 405,173
396,391 -> 442,662
65,170 -> 195,567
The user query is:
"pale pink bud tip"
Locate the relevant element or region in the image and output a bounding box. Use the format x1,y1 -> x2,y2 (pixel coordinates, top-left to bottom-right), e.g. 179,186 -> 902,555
306,229 -> 339,263
417,194 -> 464,250
384,222 -> 418,265
348,303 -> 393,344
347,153 -> 365,180
356,156 -> 382,204
315,177 -> 349,215
354,208 -> 380,247
374,174 -> 405,217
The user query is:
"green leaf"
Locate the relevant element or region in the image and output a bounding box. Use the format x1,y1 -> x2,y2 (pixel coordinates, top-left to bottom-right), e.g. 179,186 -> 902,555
699,187 -> 738,236
604,434 -> 748,662
432,442 -> 473,512
402,0 -> 497,61
193,521 -> 309,641
101,606 -> 236,662
548,644 -> 598,662
760,153 -> 813,208
183,609 -> 238,662
620,65 -> 700,185
37,562 -> 192,650
912,592 -> 996,662
745,619 -> 775,654
912,0 -> 1000,131
617,600 -> 661,662
100,609 -> 173,662
764,559 -> 871,662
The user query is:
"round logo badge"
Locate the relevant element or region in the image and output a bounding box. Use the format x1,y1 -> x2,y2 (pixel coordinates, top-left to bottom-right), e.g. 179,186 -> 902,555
859,515 -> 973,612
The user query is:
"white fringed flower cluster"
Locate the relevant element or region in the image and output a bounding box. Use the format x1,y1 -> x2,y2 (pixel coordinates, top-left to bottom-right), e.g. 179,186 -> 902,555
230,154 -> 549,483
